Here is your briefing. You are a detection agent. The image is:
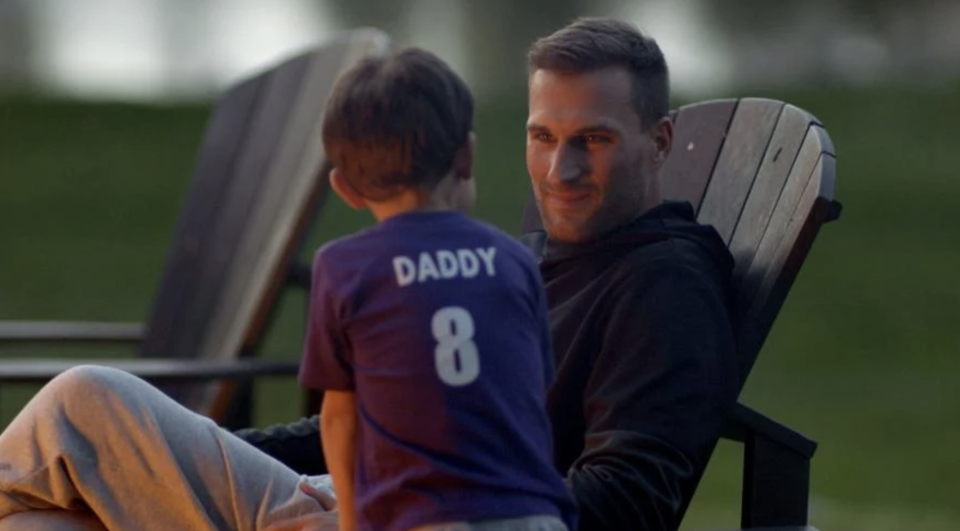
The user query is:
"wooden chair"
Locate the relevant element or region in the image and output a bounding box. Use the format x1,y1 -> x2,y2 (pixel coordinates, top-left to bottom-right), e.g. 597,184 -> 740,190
520,98 -> 841,531
0,29 -> 390,428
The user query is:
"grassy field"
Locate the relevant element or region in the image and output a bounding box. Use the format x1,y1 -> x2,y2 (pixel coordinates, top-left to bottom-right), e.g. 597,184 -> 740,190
1,85 -> 959,531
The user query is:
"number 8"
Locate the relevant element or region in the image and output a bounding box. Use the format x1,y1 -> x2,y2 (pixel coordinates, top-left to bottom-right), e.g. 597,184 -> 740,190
431,306 -> 480,386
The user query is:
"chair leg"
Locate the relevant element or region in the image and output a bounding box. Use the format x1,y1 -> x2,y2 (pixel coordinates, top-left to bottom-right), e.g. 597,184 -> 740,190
741,434 -> 812,528
220,380 -> 255,429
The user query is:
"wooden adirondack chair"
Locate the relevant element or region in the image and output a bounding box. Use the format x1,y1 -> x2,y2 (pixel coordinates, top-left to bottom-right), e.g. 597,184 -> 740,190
520,98 -> 841,531
0,29 -> 390,428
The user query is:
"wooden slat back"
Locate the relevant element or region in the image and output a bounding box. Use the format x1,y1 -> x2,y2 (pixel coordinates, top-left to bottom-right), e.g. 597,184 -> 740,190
729,106 -> 819,287
140,30 -> 390,413
733,124 -> 836,381
141,73 -> 266,361
667,99 -> 839,384
143,50 -> 313,364
696,99 -> 784,242
660,99 -> 738,211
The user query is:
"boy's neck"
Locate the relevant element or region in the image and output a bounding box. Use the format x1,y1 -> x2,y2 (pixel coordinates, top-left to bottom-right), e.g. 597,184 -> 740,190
367,188 -> 454,222
367,174 -> 463,222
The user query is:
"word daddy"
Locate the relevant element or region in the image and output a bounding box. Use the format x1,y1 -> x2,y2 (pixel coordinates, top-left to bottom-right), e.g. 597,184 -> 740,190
393,247 -> 497,287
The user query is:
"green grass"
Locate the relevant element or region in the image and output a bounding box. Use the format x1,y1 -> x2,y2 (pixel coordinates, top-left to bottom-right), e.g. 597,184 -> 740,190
1,85 -> 959,531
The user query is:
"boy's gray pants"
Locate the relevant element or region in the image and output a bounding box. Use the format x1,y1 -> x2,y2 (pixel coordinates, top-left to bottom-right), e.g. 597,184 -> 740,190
0,365 -> 329,531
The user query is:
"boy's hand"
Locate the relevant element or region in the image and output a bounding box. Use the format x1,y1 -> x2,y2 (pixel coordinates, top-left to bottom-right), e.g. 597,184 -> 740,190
300,475 -> 338,511
262,475 -> 340,531
262,511 -> 340,531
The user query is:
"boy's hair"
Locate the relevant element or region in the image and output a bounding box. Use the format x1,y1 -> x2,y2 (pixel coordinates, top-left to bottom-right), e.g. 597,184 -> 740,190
527,17 -> 670,129
321,48 -> 474,201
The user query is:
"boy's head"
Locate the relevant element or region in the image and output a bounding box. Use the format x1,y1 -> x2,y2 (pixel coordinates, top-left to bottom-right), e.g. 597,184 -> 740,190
321,47 -> 476,213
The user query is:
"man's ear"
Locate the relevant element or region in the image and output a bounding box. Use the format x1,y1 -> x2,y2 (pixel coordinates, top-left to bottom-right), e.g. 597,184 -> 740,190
329,168 -> 366,210
452,132 -> 475,181
653,115 -> 673,165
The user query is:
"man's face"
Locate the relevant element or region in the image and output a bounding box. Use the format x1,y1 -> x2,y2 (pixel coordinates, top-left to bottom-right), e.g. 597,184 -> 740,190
526,67 -> 668,243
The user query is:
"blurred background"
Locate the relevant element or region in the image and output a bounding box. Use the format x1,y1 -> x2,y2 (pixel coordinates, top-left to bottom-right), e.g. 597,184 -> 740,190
0,0 -> 957,530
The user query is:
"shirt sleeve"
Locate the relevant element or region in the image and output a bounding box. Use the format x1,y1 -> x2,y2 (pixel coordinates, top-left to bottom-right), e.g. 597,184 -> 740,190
567,263 -> 739,531
298,250 -> 355,392
518,243 -> 555,392
536,274 -> 555,393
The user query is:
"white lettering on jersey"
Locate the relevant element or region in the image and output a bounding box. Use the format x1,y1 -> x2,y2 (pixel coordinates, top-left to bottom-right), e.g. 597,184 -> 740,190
418,252 -> 441,282
393,256 -> 416,287
476,247 -> 497,276
392,247 -> 498,287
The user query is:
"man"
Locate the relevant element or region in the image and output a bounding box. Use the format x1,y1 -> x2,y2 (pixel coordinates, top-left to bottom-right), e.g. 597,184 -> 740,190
0,16 -> 737,531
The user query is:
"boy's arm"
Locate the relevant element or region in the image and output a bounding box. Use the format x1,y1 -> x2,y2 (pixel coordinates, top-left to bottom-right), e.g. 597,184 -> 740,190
321,390 -> 359,531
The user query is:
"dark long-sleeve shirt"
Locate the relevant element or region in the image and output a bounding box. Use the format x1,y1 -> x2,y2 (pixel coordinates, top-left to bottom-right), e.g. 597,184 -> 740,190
538,201 -> 738,530
236,201 -> 739,531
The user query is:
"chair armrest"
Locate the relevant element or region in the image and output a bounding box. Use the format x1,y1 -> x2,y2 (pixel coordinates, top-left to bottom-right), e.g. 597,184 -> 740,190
721,403 -> 818,529
0,321 -> 144,344
0,358 -> 299,384
722,403 -> 817,458
706,527 -> 819,531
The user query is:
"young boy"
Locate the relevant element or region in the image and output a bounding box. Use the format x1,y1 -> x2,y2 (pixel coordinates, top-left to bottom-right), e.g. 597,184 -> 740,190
297,48 -> 577,531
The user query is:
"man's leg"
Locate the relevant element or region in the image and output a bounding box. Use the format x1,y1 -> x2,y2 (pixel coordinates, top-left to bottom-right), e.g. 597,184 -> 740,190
0,365 -> 324,531
0,510 -> 107,531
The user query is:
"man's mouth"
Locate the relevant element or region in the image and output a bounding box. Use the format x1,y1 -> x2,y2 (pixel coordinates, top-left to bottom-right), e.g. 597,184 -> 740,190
543,189 -> 593,210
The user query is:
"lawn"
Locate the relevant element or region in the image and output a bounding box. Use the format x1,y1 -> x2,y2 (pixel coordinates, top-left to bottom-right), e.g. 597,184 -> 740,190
1,84 -> 958,531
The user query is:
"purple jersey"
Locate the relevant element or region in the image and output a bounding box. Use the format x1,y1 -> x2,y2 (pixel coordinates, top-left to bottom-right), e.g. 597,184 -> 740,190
299,210 -> 575,531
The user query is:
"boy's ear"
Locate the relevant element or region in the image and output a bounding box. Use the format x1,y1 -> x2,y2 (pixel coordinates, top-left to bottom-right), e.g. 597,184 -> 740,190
452,132 -> 475,181
329,168 -> 366,210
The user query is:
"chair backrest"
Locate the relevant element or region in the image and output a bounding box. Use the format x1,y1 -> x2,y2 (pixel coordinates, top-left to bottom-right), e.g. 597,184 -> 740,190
520,98 -> 839,386
139,29 -> 390,416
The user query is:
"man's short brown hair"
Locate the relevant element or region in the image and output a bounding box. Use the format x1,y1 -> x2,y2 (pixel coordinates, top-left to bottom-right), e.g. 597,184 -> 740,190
528,17 -> 670,129
322,48 -> 474,201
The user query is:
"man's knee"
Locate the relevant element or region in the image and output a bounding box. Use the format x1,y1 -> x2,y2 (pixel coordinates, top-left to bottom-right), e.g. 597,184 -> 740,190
46,365 -> 131,401
38,365 -> 155,422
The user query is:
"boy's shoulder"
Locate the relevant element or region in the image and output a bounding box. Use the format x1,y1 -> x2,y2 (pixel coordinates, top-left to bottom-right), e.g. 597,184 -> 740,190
460,216 -> 540,265
311,213 -> 539,279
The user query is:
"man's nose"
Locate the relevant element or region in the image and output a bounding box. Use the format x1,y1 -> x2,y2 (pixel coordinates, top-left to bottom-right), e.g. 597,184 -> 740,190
547,145 -> 587,185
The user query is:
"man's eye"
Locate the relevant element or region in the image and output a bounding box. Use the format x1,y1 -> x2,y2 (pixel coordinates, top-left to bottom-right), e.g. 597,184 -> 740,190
533,132 -> 554,142
585,134 -> 611,145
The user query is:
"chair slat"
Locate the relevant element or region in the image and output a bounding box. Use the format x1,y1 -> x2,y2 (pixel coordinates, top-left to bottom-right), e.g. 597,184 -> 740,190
736,127 -> 835,379
661,99 -> 738,211
736,124 -> 832,317
141,75 -> 265,358
175,53 -> 313,362
178,33 -> 387,413
140,31 -> 389,415
199,32 -> 389,367
143,53 -> 312,366
728,105 -> 815,288
697,99 -> 784,243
